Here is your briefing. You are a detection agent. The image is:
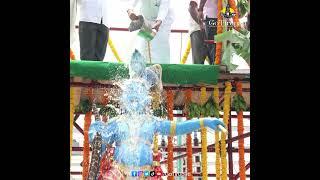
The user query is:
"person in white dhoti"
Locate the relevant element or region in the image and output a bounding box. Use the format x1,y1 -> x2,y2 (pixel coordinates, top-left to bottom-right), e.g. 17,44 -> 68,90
126,0 -> 174,64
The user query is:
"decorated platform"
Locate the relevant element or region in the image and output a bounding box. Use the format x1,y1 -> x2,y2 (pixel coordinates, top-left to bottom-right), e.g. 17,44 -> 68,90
70,61 -> 250,109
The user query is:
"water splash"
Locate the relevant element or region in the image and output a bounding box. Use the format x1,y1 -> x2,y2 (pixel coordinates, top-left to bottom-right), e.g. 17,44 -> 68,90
102,50 -> 163,167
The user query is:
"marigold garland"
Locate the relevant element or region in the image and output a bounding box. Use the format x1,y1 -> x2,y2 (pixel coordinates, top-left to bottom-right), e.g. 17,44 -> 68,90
213,85 -> 221,180
180,39 -> 191,64
201,121 -> 208,180
70,85 -> 75,163
102,91 -> 108,122
166,90 -> 174,180
152,91 -> 160,160
153,133 -> 159,153
221,82 -> 232,180
88,133 -> 102,180
107,38 -> 122,62
70,48 -> 76,163
236,81 -> 246,180
200,87 -> 208,180
151,91 -> 161,110
214,0 -> 223,65
82,88 -> 93,180
70,48 -> 76,60
185,89 -> 193,180
228,0 -> 241,31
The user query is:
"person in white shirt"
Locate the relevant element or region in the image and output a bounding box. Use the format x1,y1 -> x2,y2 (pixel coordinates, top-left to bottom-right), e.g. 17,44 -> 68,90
70,0 -> 77,47
198,0 -> 218,64
126,0 -> 174,64
77,0 -> 111,61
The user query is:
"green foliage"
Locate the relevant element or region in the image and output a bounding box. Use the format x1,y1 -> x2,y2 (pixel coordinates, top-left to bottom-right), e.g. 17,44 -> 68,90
231,94 -> 247,112
153,103 -> 168,118
203,96 -> 220,118
237,0 -> 250,18
187,96 -> 220,118
75,98 -> 92,113
74,98 -> 119,118
215,29 -> 250,71
99,104 -> 118,118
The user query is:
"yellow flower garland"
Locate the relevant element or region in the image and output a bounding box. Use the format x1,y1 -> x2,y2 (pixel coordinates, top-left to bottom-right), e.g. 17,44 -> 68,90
213,85 -> 221,180
185,89 -> 193,180
70,83 -> 74,163
167,90 -> 174,180
108,38 -> 122,62
152,91 -> 161,158
170,121 -> 177,136
180,39 -> 191,64
70,49 -> 76,163
200,87 -> 207,106
153,133 -> 158,153
151,91 -> 160,109
200,87 -> 208,180
221,82 -> 232,180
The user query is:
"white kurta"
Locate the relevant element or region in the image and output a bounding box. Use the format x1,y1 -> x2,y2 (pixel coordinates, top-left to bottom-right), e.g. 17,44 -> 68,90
129,0 -> 174,64
70,0 -> 77,46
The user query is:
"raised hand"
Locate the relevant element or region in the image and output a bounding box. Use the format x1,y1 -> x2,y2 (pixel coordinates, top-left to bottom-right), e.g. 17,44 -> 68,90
152,20 -> 162,32
198,10 -> 205,30
204,118 -> 226,131
127,9 -> 139,21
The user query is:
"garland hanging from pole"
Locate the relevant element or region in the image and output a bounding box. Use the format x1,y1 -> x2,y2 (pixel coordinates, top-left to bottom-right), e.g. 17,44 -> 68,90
214,0 -> 223,64
221,82 -> 232,180
152,90 -> 161,169
213,85 -> 221,180
200,87 -> 208,180
70,48 -> 76,60
185,89 -> 193,180
108,38 -> 122,62
228,0 -> 241,31
102,91 -> 108,122
235,81 -> 246,180
87,100 -> 103,180
167,90 -> 174,180
147,41 -> 152,64
180,39 -> 191,64
70,85 -> 75,163
82,88 -> 93,180
70,48 -> 76,163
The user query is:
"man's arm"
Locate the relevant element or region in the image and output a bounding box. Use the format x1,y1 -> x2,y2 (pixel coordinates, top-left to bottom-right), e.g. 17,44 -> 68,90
198,0 -> 207,11
127,0 -> 139,20
156,0 -> 170,23
189,1 -> 200,24
197,0 -> 207,29
152,0 -> 170,31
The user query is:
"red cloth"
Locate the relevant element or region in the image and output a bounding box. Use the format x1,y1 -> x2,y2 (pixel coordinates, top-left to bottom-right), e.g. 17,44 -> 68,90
151,152 -> 163,180
98,147 -> 126,180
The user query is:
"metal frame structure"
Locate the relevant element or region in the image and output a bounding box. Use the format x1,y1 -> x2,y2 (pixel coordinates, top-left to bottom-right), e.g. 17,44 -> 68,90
71,26 -> 250,179
70,85 -> 250,179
